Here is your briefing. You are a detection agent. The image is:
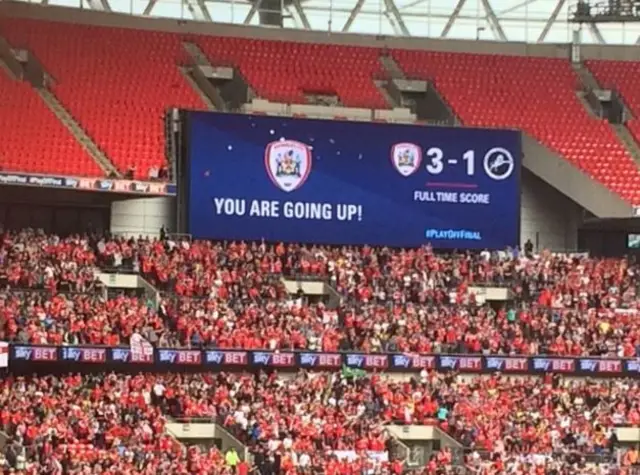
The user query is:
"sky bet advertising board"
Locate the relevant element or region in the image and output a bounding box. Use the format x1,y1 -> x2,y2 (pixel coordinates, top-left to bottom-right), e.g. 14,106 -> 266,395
187,112 -> 521,249
9,345 -> 640,377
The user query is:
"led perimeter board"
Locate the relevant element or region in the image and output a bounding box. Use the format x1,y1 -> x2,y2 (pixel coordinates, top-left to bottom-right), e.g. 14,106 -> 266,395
185,111 -> 521,249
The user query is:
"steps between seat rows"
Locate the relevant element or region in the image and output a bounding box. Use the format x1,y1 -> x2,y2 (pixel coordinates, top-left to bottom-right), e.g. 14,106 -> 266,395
37,88 -> 121,177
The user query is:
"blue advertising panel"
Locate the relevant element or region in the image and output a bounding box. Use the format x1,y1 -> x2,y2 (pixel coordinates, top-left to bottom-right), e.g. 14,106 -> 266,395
187,112 -> 521,249
8,345 -> 635,377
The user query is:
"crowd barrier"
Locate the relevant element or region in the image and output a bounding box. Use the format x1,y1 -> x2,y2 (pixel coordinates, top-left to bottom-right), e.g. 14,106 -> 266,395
7,344 -> 640,376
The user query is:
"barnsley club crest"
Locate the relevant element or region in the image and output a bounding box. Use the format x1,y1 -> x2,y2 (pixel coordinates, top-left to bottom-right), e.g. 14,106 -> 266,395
391,142 -> 422,177
265,140 -> 312,192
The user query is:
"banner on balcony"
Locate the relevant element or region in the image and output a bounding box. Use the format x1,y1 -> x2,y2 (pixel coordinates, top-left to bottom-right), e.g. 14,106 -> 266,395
0,342 -> 8,368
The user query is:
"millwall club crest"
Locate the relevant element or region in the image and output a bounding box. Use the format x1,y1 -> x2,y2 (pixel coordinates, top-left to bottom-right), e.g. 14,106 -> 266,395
391,142 -> 422,177
265,140 -> 312,192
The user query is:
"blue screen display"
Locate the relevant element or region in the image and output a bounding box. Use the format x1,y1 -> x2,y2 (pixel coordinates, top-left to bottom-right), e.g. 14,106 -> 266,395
187,112 -> 521,249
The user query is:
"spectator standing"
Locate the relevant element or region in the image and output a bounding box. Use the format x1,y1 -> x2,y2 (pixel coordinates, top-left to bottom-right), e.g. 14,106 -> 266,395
226,447 -> 240,472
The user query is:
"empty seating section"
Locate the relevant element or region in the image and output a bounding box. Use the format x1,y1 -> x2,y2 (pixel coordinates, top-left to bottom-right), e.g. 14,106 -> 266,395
0,70 -> 102,176
0,19 -> 205,179
392,50 -> 640,204
197,37 -> 389,109
587,60 -> 640,114
2,14 -> 640,201
586,59 -> 640,158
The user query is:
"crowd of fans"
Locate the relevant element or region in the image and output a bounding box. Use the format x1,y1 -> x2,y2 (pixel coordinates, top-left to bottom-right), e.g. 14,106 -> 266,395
0,231 -> 98,293
0,292 -> 156,346
1,230 -> 639,357
0,372 -> 228,474
1,229 -> 640,473
0,369 -> 636,474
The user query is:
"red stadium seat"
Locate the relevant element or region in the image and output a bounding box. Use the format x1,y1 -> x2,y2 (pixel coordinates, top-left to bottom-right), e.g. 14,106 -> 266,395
196,37 -> 389,110
0,71 -> 103,176
586,59 -> 640,172
0,19 -> 207,179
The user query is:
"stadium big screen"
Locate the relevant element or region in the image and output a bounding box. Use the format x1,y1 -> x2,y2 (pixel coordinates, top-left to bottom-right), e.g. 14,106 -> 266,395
185,112 -> 521,249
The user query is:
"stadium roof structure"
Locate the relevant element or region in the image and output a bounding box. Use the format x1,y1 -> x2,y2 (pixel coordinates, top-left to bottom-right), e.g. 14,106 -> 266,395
9,0 -> 640,45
